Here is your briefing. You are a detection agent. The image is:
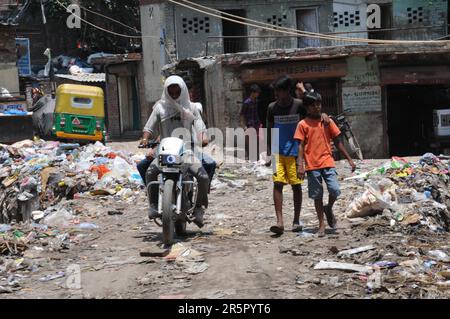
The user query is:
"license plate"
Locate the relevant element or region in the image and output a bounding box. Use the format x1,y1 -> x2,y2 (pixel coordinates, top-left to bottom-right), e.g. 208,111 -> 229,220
162,168 -> 180,173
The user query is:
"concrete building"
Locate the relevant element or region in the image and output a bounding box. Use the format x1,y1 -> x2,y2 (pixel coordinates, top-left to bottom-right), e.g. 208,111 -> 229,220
91,53 -> 148,140
0,0 -> 28,95
0,24 -> 19,96
141,0 -> 449,59
167,42 -> 450,158
139,0 -> 450,158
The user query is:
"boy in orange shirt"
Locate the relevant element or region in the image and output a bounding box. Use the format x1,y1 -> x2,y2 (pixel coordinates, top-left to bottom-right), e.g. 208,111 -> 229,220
294,91 -> 356,237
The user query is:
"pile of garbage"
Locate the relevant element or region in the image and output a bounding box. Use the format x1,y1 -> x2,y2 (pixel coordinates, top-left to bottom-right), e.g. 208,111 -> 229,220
30,53 -> 114,78
0,139 -> 144,225
345,154 -> 450,232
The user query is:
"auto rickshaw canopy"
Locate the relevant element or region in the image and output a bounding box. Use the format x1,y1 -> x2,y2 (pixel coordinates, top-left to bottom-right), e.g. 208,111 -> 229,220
55,84 -> 105,117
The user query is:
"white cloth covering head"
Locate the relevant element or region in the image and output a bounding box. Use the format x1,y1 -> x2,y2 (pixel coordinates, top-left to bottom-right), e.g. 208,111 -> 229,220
160,75 -> 192,113
192,102 -> 203,116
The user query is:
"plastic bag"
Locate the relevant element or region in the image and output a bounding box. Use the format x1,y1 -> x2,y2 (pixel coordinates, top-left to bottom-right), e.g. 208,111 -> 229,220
74,160 -> 90,173
346,179 -> 397,218
43,208 -> 73,228
90,165 -> 111,179
95,173 -> 115,190
129,172 -> 143,185
116,188 -> 133,200
111,156 -> 133,178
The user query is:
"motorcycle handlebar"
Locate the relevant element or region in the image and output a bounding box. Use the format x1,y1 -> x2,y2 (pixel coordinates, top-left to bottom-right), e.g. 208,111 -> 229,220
138,142 -> 160,149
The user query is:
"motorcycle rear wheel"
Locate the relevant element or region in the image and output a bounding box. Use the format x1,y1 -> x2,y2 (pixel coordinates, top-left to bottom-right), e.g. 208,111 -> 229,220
162,179 -> 175,245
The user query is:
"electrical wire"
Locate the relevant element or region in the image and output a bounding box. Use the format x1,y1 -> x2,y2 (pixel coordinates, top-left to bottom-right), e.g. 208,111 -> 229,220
55,0 -> 159,39
78,4 -> 141,34
175,0 -> 448,44
170,0 -> 450,44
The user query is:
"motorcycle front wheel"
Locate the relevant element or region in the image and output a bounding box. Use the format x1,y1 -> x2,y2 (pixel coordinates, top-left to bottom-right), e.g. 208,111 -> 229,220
162,179 -> 175,245
175,220 -> 187,236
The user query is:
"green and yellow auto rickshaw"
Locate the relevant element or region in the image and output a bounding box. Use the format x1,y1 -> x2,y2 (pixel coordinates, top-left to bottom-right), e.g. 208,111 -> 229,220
52,84 -> 106,144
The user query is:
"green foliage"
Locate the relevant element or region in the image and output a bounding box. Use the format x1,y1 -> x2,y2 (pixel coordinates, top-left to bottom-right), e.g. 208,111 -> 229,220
25,0 -> 141,54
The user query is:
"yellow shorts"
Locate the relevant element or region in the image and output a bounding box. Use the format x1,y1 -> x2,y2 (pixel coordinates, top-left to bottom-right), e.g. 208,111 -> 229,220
273,155 -> 303,185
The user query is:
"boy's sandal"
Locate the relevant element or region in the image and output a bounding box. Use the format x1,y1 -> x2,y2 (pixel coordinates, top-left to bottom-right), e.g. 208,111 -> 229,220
292,223 -> 303,232
270,225 -> 284,235
324,205 -> 337,229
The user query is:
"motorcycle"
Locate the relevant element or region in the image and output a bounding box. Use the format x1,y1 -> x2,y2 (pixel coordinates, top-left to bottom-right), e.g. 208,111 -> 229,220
141,137 -> 198,245
331,114 -> 364,161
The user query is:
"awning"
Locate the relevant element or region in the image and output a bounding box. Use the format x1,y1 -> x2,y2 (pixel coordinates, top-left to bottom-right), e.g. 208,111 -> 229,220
56,73 -> 106,83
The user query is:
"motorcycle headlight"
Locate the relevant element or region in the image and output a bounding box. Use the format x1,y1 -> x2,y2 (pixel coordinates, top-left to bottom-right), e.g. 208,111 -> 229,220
160,154 -> 181,166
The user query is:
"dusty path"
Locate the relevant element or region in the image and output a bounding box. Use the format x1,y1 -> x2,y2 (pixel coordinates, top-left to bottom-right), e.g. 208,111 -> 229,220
2,143 -> 449,299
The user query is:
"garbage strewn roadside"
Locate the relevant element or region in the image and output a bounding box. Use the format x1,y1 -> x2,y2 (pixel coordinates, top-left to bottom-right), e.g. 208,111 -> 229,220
0,139 -> 143,225
346,155 -> 450,232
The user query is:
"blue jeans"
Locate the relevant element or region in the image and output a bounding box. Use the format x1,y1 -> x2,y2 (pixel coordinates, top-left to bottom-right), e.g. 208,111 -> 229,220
199,152 -> 217,184
307,168 -> 341,200
137,157 -> 153,184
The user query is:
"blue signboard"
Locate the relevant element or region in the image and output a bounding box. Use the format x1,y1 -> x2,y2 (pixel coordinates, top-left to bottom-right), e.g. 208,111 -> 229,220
15,38 -> 31,76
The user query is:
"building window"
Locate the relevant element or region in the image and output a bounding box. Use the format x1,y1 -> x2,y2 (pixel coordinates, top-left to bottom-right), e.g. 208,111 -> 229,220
407,7 -> 424,24
182,16 -> 210,34
297,8 -> 320,48
333,10 -> 361,28
72,97 -> 93,109
222,10 -> 248,53
267,14 -> 288,27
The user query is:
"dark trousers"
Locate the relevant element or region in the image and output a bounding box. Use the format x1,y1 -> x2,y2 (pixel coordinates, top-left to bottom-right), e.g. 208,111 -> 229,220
138,155 -> 216,187
144,158 -> 209,208
198,153 -> 217,186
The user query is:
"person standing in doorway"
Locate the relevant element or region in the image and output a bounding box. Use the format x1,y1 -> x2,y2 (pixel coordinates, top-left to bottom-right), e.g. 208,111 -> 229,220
240,84 -> 262,160
185,78 -> 217,190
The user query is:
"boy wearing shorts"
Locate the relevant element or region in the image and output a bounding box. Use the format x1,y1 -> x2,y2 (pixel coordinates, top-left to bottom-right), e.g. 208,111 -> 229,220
267,76 -> 305,235
295,91 -> 356,237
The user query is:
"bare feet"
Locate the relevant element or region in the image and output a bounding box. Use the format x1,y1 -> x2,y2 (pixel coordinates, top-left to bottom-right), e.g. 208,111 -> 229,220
317,225 -> 326,238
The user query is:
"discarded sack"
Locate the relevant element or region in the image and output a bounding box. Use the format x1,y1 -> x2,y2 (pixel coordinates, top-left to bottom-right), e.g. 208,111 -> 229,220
346,179 -> 397,218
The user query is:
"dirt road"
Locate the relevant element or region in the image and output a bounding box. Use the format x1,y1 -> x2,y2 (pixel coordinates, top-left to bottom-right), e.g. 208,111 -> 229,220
2,142 -> 449,299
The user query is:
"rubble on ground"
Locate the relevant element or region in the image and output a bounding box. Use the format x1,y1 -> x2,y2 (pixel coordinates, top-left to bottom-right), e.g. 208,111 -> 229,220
1,140 -> 449,298
0,139 -> 143,225
0,139 -> 145,293
345,154 -> 450,232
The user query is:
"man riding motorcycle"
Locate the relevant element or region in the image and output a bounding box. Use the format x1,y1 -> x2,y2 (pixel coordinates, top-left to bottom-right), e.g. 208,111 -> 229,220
139,76 -> 210,228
